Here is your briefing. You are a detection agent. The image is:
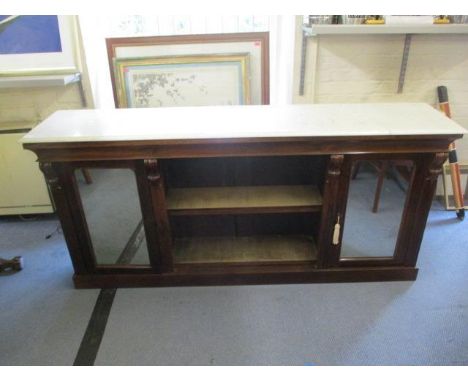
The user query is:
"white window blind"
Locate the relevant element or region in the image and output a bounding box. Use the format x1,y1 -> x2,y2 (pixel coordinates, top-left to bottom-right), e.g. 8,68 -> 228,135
106,15 -> 270,36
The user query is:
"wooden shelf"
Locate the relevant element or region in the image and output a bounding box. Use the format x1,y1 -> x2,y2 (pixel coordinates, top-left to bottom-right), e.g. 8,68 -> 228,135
166,185 -> 322,215
303,24 -> 468,36
174,235 -> 317,264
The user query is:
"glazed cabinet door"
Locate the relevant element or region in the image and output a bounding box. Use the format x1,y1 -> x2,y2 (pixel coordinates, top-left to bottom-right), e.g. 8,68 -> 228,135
39,160 -> 173,275
318,153 -> 446,268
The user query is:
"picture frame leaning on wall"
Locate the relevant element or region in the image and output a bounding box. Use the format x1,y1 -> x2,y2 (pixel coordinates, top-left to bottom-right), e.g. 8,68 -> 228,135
0,15 -> 80,76
113,53 -> 251,108
106,32 -> 269,107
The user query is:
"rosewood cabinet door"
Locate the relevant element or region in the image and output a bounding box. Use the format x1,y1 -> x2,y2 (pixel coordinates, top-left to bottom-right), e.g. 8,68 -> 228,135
326,154 -> 418,267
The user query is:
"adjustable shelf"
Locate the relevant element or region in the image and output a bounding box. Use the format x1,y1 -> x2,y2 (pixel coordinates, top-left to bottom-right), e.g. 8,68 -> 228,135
174,235 -> 317,264
166,185 -> 323,215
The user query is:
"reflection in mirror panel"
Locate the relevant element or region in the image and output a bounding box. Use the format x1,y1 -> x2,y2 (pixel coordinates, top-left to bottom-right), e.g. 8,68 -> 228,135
341,160 -> 414,259
75,168 -> 149,266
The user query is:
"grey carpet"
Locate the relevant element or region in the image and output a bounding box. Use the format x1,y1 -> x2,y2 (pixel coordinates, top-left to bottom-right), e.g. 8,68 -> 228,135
1,168 -> 467,365
96,211 -> 468,365
0,216 -> 99,365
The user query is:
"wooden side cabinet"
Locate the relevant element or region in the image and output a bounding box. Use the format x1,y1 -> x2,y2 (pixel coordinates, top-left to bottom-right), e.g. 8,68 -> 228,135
0,123 -> 53,215
30,152 -> 446,288
20,104 -> 465,288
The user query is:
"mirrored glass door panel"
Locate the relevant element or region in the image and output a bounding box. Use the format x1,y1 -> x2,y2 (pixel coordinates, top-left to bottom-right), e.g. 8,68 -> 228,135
340,160 -> 414,260
75,168 -> 150,266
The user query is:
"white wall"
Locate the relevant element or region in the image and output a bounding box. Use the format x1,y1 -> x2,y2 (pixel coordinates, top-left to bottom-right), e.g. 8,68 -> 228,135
292,16 -> 468,162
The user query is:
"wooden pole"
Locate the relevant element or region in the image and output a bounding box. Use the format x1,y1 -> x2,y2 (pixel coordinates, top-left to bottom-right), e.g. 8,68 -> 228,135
437,85 -> 465,220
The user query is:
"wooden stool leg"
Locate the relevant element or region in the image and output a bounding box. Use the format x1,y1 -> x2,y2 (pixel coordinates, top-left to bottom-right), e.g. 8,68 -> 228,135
372,161 -> 389,213
351,161 -> 361,180
81,169 -> 93,184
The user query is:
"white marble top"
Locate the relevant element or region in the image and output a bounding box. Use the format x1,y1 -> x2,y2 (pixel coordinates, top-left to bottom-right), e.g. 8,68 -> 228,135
21,103 -> 466,144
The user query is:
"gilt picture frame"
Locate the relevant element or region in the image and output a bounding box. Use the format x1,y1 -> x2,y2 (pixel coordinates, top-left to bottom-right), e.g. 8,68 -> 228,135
113,53 -> 251,108
0,15 -> 80,76
106,32 -> 269,107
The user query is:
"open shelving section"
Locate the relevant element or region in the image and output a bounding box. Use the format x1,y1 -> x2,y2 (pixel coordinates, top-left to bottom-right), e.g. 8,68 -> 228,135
164,155 -> 326,266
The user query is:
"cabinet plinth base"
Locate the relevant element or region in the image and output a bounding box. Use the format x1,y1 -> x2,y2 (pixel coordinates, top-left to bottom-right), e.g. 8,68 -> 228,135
73,266 -> 418,289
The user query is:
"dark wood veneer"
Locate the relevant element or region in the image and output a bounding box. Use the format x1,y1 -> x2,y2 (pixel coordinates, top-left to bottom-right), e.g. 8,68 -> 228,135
73,266 -> 418,289
24,134 -> 459,163
30,130 -> 457,288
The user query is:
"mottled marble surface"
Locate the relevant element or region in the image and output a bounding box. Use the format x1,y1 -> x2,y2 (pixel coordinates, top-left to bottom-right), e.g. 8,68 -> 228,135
21,103 -> 466,144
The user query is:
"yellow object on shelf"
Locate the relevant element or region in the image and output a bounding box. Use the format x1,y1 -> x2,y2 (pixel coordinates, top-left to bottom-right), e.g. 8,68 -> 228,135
365,19 -> 385,25
434,16 -> 451,24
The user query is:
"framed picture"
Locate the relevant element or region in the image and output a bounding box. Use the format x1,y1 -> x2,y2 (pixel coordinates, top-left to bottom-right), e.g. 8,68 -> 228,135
0,15 -> 80,76
106,32 -> 269,107
441,163 -> 468,210
113,53 -> 251,108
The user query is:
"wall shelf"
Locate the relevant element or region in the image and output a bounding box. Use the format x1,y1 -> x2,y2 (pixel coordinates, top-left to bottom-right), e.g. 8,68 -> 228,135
0,73 -> 81,89
299,23 -> 468,96
303,24 -> 468,37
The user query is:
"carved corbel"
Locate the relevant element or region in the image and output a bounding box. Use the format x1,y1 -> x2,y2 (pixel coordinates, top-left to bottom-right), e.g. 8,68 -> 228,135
39,162 -> 62,191
327,154 -> 345,176
427,152 -> 448,181
144,159 -> 161,183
